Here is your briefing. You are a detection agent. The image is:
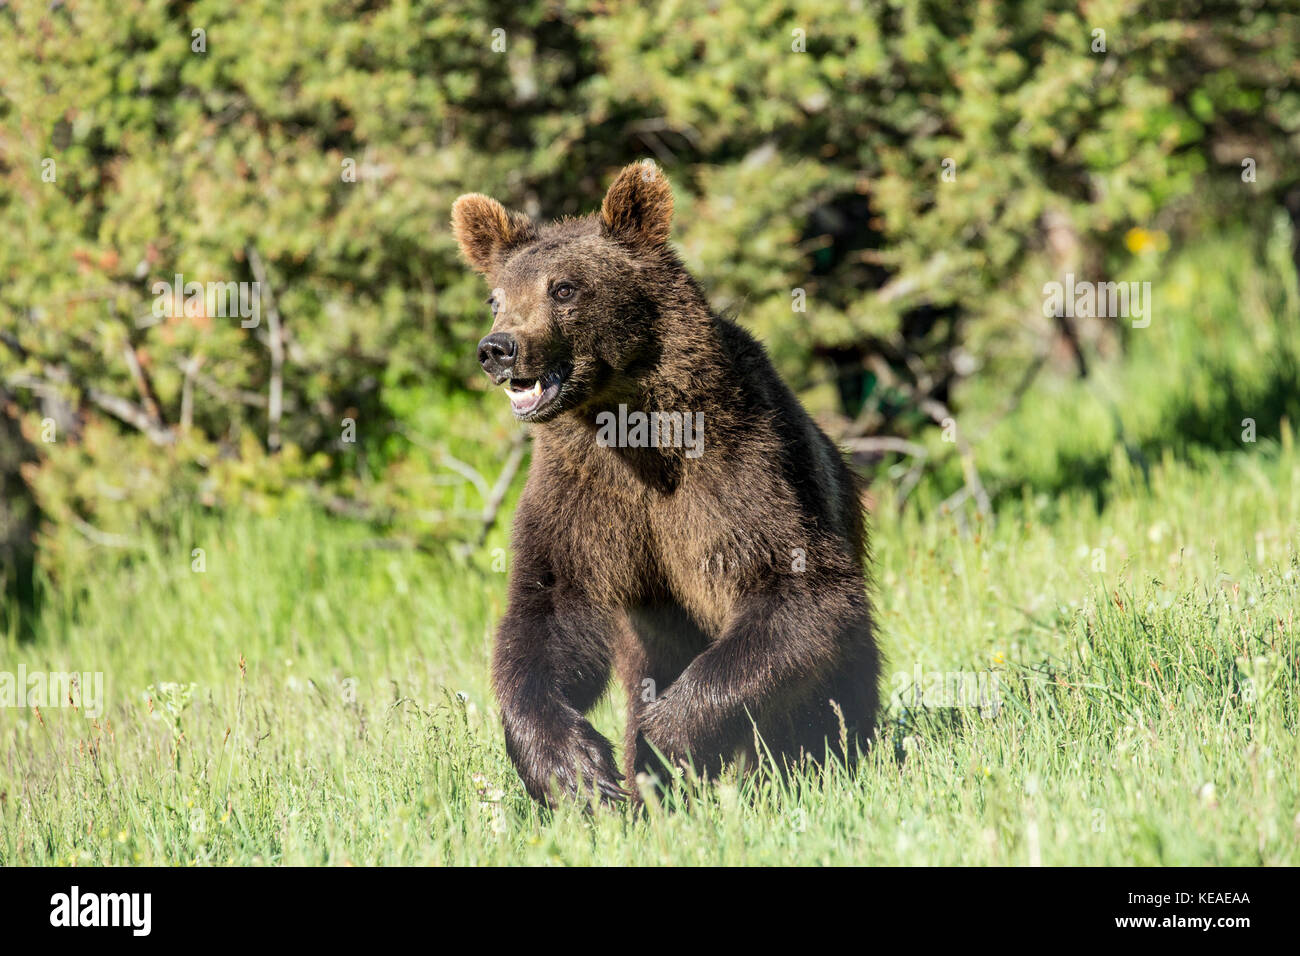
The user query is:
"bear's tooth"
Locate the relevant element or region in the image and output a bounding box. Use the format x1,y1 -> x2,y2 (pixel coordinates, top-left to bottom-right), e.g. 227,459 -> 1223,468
530,380 -> 542,397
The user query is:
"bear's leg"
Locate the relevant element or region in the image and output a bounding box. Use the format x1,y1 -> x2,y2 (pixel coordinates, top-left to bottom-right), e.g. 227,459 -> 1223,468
799,635 -> 880,765
493,585 -> 626,807
617,604 -> 710,792
634,575 -> 875,780
770,636 -> 880,773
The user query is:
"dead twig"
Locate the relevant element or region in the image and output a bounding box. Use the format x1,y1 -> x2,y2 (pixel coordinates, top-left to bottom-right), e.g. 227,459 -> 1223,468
246,246 -> 284,452
82,384 -> 175,445
859,352 -> 991,521
173,359 -> 269,409
179,355 -> 202,433
457,430 -> 529,556
438,449 -> 492,502
972,348 -> 1049,442
70,515 -> 139,549
3,322 -> 175,445
872,253 -> 952,307
918,396 -> 991,520
121,340 -> 165,430
842,436 -> 927,459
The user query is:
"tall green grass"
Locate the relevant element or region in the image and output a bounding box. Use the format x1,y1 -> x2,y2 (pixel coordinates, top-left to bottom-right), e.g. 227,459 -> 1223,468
1,435 -> 1295,865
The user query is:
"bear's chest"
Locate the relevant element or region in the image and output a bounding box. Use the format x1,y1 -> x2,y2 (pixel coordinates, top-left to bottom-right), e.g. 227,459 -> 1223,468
534,440 -> 790,630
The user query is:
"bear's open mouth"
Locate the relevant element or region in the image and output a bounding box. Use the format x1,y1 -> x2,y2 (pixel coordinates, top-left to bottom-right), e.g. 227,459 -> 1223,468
504,365 -> 568,418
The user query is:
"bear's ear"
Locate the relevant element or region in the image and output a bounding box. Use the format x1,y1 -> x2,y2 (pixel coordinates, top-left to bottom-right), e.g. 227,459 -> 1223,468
600,160 -> 673,246
451,193 -> 535,274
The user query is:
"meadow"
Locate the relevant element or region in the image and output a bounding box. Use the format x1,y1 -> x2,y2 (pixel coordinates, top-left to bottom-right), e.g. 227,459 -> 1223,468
1,232 -> 1297,866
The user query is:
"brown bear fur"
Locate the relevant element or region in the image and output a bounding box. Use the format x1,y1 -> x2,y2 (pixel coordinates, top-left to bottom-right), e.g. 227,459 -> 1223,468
452,161 -> 879,806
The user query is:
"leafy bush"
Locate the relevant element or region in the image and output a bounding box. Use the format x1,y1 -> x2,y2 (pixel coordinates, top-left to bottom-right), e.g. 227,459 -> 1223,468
2,0 -> 1297,582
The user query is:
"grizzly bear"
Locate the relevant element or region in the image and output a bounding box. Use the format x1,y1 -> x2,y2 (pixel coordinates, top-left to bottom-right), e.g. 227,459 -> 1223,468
452,161 -> 879,806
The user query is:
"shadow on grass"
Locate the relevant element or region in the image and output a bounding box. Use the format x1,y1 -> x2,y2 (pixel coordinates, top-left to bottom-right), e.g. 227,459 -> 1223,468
999,348 -> 1300,511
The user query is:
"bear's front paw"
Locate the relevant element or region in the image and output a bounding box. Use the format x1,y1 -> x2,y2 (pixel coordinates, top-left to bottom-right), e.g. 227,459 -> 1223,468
631,729 -> 676,793
631,705 -> 692,787
633,700 -> 728,792
515,719 -> 627,809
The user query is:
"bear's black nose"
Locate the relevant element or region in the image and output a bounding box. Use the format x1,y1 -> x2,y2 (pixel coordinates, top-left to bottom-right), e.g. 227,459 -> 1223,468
477,332 -> 517,380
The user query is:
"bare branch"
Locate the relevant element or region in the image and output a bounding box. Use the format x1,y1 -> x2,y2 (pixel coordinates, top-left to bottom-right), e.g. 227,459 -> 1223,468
918,397 -> 991,519
121,341 -> 165,429
179,355 -> 202,433
872,253 -> 952,306
973,349 -> 1049,440
82,384 -> 175,445
70,515 -> 139,549
0,329 -> 30,361
842,436 -> 928,458
457,430 -> 529,556
173,359 -> 269,408
3,326 -> 176,445
247,246 -> 284,452
439,450 -> 492,501
856,352 -> 991,521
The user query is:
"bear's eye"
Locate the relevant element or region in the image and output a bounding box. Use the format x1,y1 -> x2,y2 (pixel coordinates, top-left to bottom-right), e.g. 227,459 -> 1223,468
486,295 -> 499,317
551,281 -> 577,302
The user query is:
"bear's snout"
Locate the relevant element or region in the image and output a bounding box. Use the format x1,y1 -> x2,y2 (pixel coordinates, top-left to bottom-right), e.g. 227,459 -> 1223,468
477,332 -> 518,382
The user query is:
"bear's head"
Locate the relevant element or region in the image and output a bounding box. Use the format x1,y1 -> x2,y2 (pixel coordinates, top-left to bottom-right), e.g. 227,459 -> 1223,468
452,161 -> 678,423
